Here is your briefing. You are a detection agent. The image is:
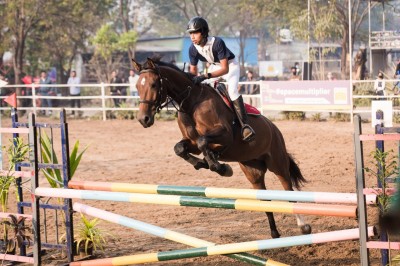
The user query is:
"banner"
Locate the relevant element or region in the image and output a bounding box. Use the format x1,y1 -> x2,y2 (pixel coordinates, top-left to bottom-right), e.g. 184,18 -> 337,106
261,80 -> 351,111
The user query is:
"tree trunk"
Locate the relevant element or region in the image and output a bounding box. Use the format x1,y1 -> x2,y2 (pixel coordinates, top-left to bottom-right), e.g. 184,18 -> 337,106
340,30 -> 348,80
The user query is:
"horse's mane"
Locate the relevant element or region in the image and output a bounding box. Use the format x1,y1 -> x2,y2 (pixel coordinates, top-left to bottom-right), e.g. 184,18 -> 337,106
144,56 -> 195,79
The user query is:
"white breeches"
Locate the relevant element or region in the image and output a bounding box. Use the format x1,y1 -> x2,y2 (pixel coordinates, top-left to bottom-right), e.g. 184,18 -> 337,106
207,60 -> 240,101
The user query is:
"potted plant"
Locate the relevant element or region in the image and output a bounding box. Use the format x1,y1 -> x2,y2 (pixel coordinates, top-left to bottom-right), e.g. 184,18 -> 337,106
0,214 -> 32,254
75,214 -> 107,258
0,138 -> 29,253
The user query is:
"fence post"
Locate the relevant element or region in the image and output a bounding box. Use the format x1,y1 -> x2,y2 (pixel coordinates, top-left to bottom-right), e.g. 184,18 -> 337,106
101,82 -> 106,121
32,86 -> 37,115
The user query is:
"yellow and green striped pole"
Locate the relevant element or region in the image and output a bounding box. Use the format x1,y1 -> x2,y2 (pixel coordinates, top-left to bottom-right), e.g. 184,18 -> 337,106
73,202 -> 285,266
35,188 -> 357,217
70,226 -> 375,265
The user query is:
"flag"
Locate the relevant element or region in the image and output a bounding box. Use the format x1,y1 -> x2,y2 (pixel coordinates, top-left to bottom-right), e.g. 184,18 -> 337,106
4,92 -> 17,108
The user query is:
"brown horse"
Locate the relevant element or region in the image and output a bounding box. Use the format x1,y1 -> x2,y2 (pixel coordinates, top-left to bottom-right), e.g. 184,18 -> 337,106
132,57 -> 311,238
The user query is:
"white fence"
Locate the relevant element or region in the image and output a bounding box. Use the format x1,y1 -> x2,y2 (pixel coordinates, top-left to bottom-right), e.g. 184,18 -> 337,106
0,80 -> 399,121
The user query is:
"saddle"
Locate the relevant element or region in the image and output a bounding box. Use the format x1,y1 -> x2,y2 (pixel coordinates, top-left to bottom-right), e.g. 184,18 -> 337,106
214,83 -> 261,116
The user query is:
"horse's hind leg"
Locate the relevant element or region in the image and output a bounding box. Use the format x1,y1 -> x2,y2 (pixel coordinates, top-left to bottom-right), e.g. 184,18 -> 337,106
276,174 -> 312,235
174,139 -> 209,170
239,161 -> 280,239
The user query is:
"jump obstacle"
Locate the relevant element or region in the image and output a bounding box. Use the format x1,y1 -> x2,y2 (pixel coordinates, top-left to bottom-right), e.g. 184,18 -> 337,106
72,202 -> 286,266
35,187 -> 358,217
0,109 -> 387,265
68,180 -> 376,205
354,113 -> 400,266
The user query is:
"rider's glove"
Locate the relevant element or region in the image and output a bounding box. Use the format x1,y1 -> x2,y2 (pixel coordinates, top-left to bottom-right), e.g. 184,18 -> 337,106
193,75 -> 207,85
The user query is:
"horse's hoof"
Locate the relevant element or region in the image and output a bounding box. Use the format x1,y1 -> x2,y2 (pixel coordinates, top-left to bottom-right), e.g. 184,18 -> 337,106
300,224 -> 312,234
271,230 -> 281,239
221,164 -> 233,177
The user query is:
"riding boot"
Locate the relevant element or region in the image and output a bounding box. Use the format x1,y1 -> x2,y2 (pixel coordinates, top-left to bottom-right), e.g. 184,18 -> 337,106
232,95 -> 256,141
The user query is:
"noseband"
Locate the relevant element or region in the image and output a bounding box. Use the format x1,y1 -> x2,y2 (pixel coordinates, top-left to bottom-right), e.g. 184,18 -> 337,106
139,68 -> 168,113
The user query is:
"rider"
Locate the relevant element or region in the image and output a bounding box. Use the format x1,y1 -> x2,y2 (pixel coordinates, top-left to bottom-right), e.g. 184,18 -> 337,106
186,16 -> 255,142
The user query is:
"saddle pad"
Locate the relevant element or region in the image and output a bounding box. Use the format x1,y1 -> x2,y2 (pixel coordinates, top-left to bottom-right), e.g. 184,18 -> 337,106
245,103 -> 261,116
221,95 -> 261,116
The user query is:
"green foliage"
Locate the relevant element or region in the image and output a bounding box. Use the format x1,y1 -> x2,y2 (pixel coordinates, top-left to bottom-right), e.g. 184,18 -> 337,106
0,138 -> 29,213
117,30 -> 138,51
353,82 -> 374,107
76,214 -> 108,255
281,111 -> 305,121
0,138 -> 29,250
311,113 -> 322,122
92,24 -> 120,59
331,112 -> 350,122
364,149 -> 398,215
40,131 -> 88,188
113,103 -> 135,120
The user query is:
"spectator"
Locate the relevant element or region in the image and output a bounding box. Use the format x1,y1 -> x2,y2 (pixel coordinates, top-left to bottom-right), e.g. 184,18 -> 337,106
374,72 -> 386,100
67,70 -> 81,117
394,60 -> 400,94
110,70 -> 122,107
38,70 -> 55,116
242,70 -> 257,94
290,66 -> 301,80
128,69 -> 139,106
327,72 -> 336,81
0,73 -> 10,109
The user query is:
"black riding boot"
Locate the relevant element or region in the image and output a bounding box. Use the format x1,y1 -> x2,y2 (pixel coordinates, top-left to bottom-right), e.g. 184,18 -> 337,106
232,95 -> 256,141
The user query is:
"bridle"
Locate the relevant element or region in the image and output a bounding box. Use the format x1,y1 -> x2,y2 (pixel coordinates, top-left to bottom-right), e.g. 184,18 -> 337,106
138,68 -> 169,113
139,66 -> 194,113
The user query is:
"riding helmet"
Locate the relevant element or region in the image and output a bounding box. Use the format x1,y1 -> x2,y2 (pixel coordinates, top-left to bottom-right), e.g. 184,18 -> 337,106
186,16 -> 209,36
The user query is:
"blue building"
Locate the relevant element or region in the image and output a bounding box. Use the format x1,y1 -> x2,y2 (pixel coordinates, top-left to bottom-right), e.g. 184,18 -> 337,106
136,36 -> 258,66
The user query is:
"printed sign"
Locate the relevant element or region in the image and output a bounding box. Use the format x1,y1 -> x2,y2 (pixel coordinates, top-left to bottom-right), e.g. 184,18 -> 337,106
261,80 -> 351,110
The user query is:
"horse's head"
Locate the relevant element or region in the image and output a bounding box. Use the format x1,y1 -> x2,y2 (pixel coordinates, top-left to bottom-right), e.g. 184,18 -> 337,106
132,58 -> 167,128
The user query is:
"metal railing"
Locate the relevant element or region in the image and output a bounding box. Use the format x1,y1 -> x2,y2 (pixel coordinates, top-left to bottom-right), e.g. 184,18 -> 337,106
2,80 -> 400,121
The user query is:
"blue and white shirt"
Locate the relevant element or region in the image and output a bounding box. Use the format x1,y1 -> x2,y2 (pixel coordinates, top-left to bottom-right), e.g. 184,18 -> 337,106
189,37 -> 235,66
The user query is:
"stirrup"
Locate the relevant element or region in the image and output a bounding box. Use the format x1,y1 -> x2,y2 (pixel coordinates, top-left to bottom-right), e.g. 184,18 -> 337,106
241,124 -> 256,142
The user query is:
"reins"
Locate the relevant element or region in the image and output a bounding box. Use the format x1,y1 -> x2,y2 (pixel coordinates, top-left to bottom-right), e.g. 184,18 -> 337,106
139,66 -> 194,113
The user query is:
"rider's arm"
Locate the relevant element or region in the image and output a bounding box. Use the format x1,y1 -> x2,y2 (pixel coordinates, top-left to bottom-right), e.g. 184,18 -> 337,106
189,65 -> 198,76
209,58 -> 229,78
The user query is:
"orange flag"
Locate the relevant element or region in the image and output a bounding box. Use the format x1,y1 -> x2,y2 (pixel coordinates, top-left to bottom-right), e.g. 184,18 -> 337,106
4,92 -> 17,108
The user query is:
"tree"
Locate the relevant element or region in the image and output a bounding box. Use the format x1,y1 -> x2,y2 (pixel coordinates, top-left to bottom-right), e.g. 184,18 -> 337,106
31,0 -> 114,85
334,0 -> 379,79
1,0 -> 43,108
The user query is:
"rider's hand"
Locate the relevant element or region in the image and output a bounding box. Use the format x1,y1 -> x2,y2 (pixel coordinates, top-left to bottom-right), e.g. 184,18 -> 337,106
193,75 -> 207,85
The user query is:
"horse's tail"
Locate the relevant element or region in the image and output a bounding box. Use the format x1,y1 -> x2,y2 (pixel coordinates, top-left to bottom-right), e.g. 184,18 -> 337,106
288,154 -> 307,190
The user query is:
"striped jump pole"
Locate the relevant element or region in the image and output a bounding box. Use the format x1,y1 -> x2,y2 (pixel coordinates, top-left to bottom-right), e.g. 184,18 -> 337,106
73,203 -> 286,266
70,226 -> 376,266
35,188 -> 357,217
68,180 -> 376,205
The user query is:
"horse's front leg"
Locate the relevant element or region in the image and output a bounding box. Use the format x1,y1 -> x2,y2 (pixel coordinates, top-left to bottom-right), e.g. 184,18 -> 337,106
196,135 -> 232,177
174,139 -> 209,170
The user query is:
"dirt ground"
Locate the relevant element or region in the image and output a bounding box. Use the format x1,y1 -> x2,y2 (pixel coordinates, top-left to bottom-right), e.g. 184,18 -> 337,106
4,114 -> 395,265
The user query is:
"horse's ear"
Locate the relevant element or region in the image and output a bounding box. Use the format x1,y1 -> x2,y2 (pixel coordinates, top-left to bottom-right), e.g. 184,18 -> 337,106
146,58 -> 156,69
131,59 -> 142,72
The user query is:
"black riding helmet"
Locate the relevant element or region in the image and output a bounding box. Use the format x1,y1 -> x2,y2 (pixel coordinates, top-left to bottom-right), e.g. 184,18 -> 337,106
187,16 -> 209,37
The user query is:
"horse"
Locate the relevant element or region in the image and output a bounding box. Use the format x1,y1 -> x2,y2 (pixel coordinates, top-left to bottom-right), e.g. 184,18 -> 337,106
131,57 -> 311,238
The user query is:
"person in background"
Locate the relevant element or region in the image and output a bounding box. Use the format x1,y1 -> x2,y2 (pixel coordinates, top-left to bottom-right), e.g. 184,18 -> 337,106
67,70 -> 81,117
186,16 -> 255,141
374,72 -> 386,100
110,70 -> 122,107
394,59 -> 400,94
38,70 -> 54,116
128,69 -> 139,106
290,66 -> 301,80
327,72 -> 336,81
